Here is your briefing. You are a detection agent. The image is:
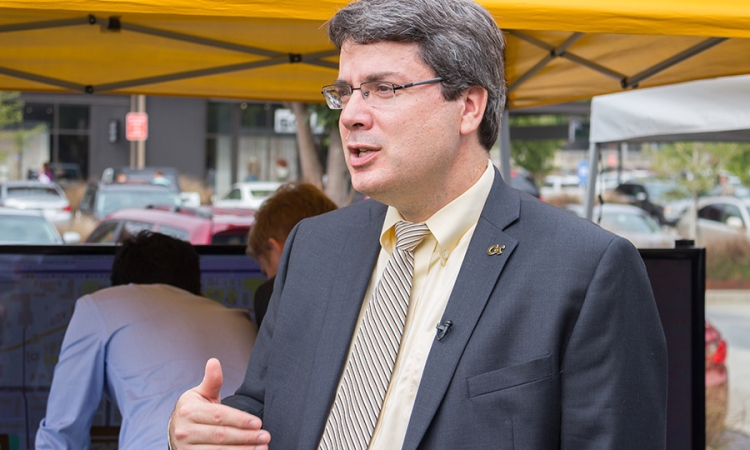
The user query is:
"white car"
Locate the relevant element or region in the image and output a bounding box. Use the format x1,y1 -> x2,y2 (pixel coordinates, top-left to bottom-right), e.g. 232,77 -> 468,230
213,181 -> 282,210
677,196 -> 750,243
567,203 -> 676,248
0,181 -> 73,224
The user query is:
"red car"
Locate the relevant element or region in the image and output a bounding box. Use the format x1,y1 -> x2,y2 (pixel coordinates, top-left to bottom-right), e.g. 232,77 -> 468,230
85,206 -> 255,245
705,320 -> 728,445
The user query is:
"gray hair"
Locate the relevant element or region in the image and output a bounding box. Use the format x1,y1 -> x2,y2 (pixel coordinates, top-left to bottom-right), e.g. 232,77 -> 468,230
328,0 -> 506,150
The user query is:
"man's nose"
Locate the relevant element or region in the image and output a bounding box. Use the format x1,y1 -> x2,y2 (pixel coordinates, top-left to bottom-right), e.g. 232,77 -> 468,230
340,90 -> 371,129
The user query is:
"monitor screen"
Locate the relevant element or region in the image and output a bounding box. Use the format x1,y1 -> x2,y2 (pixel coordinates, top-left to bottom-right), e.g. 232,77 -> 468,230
0,245 -> 265,450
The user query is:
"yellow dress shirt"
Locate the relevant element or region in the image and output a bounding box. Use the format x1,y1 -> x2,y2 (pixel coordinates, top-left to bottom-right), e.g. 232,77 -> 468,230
333,160 -> 495,450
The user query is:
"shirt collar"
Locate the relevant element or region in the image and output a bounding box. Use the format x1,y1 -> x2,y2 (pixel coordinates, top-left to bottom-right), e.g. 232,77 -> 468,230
380,159 -> 495,252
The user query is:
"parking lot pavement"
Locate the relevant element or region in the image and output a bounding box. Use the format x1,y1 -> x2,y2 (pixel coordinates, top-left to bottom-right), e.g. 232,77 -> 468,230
707,290 -> 750,305
713,429 -> 750,450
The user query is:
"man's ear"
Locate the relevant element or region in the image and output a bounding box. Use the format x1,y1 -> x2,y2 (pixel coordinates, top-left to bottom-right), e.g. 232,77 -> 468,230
268,237 -> 284,256
459,86 -> 488,136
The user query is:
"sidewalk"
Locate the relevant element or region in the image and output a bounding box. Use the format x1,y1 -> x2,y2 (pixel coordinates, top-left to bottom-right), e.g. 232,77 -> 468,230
706,290 -> 750,305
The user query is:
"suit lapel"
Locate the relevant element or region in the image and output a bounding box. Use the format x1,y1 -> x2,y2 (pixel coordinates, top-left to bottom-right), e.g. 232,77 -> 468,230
296,202 -> 388,446
402,171 -> 520,450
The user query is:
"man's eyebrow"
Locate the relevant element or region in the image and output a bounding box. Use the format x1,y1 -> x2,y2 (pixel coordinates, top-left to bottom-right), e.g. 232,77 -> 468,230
363,72 -> 397,83
333,72 -> 399,85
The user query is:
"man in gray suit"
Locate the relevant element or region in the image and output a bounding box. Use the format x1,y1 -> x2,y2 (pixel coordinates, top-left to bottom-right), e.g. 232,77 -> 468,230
169,0 -> 667,448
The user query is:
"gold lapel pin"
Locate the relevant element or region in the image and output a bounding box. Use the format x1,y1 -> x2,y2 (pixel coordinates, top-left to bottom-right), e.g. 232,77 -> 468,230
487,244 -> 505,256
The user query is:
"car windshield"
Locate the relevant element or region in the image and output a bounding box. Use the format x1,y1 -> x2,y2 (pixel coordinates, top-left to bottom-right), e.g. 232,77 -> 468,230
0,215 -> 59,243
601,211 -> 661,233
95,190 -> 180,218
6,186 -> 61,198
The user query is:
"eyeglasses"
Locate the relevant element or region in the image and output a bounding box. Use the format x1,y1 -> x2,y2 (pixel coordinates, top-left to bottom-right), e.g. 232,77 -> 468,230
321,77 -> 443,110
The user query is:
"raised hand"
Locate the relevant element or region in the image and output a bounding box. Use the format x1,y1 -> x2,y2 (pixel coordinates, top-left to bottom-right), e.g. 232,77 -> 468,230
169,358 -> 271,449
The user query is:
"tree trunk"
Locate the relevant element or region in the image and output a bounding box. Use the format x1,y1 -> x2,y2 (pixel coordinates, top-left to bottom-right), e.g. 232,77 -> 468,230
325,126 -> 351,206
289,102 -> 323,189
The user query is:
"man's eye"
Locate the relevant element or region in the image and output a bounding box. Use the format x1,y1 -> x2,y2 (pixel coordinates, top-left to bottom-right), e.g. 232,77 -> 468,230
374,84 -> 393,94
337,87 -> 352,97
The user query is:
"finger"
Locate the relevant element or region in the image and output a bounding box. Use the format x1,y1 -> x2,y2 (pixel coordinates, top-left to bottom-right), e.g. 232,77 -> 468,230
195,358 -> 223,403
181,423 -> 271,447
174,399 -> 263,430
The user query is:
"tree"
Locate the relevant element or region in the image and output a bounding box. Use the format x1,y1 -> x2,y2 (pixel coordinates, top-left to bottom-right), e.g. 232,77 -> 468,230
0,91 -> 25,179
508,114 -> 565,184
708,142 -> 750,185
645,142 -> 746,244
287,102 -> 351,206
0,91 -> 23,128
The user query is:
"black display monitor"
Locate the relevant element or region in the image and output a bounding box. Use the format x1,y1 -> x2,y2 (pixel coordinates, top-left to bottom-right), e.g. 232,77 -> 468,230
0,246 -> 706,450
639,247 -> 706,450
0,245 -> 265,450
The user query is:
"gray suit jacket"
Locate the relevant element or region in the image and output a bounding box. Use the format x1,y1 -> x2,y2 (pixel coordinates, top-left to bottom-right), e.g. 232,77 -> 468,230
225,168 -> 668,449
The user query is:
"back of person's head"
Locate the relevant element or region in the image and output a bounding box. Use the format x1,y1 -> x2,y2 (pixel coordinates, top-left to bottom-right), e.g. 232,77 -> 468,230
327,0 -> 506,151
246,182 -> 338,261
111,230 -> 202,295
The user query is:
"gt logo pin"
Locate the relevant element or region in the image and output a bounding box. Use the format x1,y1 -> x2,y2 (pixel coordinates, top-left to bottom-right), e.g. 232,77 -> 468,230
487,244 -> 505,256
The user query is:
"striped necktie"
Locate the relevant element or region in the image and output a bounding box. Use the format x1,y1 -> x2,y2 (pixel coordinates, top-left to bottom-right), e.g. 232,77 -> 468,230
319,221 -> 431,450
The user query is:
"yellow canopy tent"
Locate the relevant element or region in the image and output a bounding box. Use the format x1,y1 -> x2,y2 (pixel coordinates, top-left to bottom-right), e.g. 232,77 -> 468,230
1,0 -> 750,110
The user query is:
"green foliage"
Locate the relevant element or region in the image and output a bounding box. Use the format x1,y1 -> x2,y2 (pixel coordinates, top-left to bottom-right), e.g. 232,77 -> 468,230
712,142 -> 750,185
0,91 -> 23,129
645,142 -> 716,195
508,114 -> 567,127
510,140 -> 559,184
646,141 -> 750,194
508,114 -> 566,184
309,103 -> 340,129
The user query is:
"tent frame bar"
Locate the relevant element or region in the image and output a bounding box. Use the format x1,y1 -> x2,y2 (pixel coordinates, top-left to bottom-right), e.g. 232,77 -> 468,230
0,65 -> 86,91
508,30 -> 730,102
0,17 -> 94,33
622,37 -> 728,88
121,22 -> 285,58
0,14 -> 339,94
507,31 -> 583,93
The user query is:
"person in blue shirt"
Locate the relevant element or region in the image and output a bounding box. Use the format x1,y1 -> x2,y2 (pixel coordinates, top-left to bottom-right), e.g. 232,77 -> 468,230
35,231 -> 257,450
152,170 -> 171,186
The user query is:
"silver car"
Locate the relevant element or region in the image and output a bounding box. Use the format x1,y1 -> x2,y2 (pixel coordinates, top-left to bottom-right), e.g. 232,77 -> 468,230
0,207 -> 79,244
0,181 -> 73,224
677,196 -> 750,243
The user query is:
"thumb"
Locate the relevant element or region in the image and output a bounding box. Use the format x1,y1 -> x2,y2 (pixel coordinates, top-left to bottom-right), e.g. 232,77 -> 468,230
195,358 -> 224,403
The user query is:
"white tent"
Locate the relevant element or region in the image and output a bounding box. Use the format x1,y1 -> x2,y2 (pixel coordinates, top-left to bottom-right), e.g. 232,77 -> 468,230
584,75 -> 750,218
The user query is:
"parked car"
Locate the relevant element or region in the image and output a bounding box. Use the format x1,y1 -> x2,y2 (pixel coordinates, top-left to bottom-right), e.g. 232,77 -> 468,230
676,196 -> 750,243
102,166 -> 181,192
78,181 -> 182,221
613,178 -> 691,226
0,180 -> 73,224
213,181 -> 282,210
85,206 -> 255,245
705,320 -> 729,444
567,203 -> 676,248
0,207 -> 79,244
507,169 -> 541,199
